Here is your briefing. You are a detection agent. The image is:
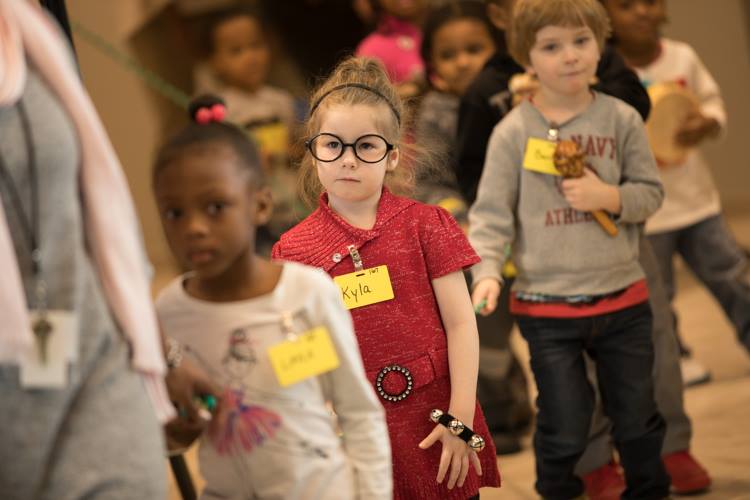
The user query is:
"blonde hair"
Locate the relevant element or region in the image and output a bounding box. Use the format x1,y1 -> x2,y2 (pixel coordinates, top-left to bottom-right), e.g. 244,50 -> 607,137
298,57 -> 435,207
507,0 -> 611,67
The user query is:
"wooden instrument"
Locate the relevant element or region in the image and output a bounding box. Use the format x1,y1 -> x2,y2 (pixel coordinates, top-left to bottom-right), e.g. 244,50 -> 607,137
553,140 -> 619,237
645,82 -> 700,165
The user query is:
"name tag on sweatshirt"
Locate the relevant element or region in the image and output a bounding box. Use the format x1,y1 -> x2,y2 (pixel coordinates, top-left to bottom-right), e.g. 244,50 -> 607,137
523,138 -> 561,176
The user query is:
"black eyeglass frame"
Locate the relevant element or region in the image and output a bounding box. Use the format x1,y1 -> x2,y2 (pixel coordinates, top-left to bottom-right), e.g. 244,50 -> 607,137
305,133 -> 395,164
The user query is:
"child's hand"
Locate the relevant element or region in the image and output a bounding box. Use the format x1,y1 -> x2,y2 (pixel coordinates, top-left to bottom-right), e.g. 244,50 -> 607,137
675,111 -> 720,147
509,72 -> 539,106
419,425 -> 483,489
471,278 -> 501,316
165,356 -> 222,449
165,411 -> 208,452
561,168 -> 621,213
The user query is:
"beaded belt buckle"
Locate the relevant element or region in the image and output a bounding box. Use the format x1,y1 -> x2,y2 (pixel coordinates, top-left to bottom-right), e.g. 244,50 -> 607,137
375,364 -> 413,402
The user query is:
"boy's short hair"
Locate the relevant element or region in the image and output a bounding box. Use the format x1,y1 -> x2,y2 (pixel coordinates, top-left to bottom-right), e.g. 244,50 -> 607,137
507,0 -> 611,67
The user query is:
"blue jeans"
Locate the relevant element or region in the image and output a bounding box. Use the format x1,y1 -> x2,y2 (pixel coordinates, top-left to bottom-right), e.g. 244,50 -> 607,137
518,302 -> 670,500
648,214 -> 750,352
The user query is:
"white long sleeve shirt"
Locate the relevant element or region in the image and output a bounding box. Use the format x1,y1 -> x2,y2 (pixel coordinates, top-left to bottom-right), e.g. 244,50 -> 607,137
156,262 -> 392,499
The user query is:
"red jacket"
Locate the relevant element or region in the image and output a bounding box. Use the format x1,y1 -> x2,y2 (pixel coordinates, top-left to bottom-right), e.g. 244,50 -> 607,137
273,189 -> 501,499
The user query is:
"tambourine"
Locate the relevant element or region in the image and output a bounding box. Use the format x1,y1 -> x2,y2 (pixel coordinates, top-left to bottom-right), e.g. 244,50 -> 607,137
509,72 -> 538,107
645,82 -> 700,166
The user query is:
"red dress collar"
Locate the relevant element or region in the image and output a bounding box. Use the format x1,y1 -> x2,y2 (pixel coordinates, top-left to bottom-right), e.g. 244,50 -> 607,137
276,188 -> 416,272
318,188 -> 415,236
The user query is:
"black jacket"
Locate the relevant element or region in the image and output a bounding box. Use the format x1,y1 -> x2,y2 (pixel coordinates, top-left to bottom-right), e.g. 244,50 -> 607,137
455,44 -> 650,204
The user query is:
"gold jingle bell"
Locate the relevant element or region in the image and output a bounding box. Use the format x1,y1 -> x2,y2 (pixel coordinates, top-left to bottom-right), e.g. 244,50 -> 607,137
448,419 -> 465,436
468,434 -> 486,452
430,409 -> 443,423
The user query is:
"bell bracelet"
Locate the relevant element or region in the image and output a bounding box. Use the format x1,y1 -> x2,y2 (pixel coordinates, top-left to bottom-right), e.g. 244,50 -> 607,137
429,409 -> 486,452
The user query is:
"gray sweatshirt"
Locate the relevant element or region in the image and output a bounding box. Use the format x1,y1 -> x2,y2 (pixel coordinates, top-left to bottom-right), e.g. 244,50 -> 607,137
469,92 -> 664,296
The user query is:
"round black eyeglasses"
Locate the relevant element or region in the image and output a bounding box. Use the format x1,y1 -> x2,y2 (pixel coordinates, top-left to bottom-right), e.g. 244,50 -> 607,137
305,133 -> 395,164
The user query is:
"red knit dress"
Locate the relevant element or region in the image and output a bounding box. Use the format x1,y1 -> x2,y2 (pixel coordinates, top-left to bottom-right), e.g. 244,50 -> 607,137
272,189 -> 501,499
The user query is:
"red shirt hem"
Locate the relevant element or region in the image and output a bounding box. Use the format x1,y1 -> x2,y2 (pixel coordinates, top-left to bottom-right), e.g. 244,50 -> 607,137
510,279 -> 649,318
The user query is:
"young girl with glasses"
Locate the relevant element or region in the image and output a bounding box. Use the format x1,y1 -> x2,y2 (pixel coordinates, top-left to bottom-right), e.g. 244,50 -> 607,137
272,57 -> 501,499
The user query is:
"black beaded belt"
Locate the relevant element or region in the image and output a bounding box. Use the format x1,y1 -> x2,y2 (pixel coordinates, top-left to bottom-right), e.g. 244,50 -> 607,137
375,364 -> 413,402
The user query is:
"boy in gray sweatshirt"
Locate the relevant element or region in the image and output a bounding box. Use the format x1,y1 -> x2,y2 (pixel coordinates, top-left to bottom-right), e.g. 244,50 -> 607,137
468,0 -> 670,498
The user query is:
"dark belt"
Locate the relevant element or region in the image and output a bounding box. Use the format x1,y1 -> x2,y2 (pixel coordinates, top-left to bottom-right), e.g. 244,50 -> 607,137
366,349 -> 449,403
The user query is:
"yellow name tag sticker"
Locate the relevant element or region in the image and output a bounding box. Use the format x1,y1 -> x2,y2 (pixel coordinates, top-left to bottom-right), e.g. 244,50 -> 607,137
522,137 -> 561,176
333,265 -> 395,310
268,326 -> 340,387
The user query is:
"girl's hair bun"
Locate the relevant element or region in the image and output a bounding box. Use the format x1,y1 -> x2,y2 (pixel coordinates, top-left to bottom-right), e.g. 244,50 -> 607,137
188,94 -> 227,124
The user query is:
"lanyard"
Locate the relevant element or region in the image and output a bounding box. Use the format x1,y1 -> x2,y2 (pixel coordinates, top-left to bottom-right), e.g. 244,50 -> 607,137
0,100 -> 46,309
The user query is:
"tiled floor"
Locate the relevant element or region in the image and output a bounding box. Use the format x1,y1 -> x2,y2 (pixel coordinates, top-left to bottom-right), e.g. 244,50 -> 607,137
168,209 -> 750,499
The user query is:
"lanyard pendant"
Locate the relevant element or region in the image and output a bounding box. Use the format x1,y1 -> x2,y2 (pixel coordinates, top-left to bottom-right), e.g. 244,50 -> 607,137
33,314 -> 53,364
32,278 -> 52,364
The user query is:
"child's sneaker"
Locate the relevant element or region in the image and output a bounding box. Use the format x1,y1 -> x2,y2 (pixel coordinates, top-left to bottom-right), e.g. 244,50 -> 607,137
663,450 -> 711,494
582,460 -> 625,500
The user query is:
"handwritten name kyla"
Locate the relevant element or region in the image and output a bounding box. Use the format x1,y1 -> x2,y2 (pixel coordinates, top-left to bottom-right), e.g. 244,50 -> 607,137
333,265 -> 394,309
341,281 -> 374,303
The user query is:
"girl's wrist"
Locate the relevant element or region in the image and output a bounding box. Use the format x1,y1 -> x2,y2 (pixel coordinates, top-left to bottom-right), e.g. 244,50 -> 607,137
448,406 -> 475,425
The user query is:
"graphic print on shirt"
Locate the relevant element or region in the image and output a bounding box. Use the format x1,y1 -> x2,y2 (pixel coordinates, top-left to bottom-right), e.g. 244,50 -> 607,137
210,327 -> 282,456
544,206 -> 595,227
567,134 -> 616,160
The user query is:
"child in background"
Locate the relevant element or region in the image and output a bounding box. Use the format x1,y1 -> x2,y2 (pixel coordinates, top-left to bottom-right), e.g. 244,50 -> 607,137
415,0 -> 497,219
154,96 -> 391,499
598,2 -> 715,493
417,1 -> 533,459
196,6 -> 306,253
602,0 -> 750,386
469,0 -> 670,498
356,0 -> 428,98
273,57 -> 501,499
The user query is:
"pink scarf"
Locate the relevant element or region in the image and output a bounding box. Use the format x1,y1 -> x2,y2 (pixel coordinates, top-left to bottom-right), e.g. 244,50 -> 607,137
0,0 -> 174,422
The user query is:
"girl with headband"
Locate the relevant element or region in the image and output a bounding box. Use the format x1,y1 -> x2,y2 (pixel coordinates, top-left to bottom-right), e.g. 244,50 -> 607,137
273,57 -> 501,499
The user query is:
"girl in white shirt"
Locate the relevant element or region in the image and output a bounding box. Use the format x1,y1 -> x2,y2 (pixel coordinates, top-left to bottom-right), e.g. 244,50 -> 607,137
153,95 -> 391,500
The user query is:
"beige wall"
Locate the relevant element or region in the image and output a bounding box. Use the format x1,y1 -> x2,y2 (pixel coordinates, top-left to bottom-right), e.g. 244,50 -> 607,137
69,0 -> 186,286
67,0 -> 750,280
662,0 -> 750,210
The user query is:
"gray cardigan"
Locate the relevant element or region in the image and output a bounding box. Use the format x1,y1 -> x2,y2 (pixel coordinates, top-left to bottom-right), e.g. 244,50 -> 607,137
469,92 -> 663,296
